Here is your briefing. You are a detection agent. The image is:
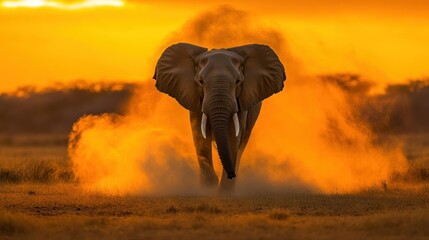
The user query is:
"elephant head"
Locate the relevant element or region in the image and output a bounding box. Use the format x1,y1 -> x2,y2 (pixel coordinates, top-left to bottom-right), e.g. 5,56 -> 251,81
153,43 -> 286,179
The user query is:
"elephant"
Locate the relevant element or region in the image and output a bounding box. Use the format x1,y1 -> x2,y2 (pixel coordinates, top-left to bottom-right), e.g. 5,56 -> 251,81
153,43 -> 286,192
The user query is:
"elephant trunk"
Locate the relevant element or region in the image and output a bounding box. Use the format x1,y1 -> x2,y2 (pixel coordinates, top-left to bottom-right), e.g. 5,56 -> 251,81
210,112 -> 236,179
203,80 -> 237,179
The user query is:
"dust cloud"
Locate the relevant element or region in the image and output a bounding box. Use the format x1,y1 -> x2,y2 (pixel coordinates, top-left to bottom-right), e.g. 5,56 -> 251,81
68,5 -> 408,195
69,83 -> 204,194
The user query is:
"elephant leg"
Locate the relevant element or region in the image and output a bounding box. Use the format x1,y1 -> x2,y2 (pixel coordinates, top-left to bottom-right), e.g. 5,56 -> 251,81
219,102 -> 262,193
189,111 -> 218,187
236,102 -> 262,171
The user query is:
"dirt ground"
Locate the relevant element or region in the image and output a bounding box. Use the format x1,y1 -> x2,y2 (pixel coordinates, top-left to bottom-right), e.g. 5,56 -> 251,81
1,184 -> 429,240
1,136 -> 429,239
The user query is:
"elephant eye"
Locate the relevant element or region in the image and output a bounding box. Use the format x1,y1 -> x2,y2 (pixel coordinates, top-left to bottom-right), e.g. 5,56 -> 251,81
236,78 -> 242,85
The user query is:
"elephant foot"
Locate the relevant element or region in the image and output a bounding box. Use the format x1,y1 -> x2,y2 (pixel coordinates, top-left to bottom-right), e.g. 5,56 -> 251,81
198,157 -> 218,187
200,170 -> 219,187
219,173 -> 236,195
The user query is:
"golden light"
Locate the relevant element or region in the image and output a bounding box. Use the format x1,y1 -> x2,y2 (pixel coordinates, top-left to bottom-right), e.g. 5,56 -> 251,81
66,7 -> 409,195
1,0 -> 124,9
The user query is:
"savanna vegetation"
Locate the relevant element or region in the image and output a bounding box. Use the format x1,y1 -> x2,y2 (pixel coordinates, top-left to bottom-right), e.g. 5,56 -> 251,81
1,78 -> 429,239
1,133 -> 429,239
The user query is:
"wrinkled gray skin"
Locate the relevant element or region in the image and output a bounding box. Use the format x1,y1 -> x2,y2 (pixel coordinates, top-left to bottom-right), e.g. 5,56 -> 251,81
153,43 -> 286,192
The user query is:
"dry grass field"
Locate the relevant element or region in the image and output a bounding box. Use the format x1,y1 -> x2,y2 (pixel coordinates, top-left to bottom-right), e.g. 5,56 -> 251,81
2,2 -> 429,239
1,134 -> 429,240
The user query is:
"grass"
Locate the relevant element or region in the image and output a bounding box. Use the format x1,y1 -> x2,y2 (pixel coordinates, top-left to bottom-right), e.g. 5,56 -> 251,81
1,184 -> 429,239
1,134 -> 429,239
0,137 -> 73,183
0,183 -> 429,239
0,160 -> 74,183
0,211 -> 33,237
269,209 -> 290,220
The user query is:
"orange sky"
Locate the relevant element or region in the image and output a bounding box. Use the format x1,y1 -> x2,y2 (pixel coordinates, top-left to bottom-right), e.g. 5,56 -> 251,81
0,0 -> 428,92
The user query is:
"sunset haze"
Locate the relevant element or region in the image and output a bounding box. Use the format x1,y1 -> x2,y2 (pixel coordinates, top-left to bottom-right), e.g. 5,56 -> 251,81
1,0 -> 428,92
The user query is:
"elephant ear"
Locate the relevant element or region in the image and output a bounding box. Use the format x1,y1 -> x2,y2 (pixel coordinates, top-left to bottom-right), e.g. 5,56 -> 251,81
153,43 -> 208,112
228,44 -> 286,111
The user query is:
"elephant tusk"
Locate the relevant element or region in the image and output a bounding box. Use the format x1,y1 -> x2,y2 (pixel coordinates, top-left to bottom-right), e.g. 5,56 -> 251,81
201,113 -> 207,139
233,113 -> 240,137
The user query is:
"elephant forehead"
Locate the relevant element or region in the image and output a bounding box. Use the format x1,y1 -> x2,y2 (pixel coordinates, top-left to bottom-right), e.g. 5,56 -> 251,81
198,49 -> 243,63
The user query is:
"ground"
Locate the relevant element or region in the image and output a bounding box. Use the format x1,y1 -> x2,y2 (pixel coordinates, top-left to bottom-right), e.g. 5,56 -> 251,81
1,135 -> 429,239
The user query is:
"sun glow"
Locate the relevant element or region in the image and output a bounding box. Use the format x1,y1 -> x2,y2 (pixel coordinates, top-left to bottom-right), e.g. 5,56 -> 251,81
1,0 -> 124,9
